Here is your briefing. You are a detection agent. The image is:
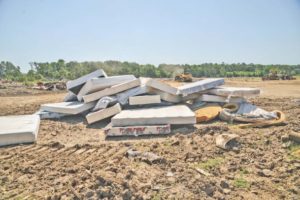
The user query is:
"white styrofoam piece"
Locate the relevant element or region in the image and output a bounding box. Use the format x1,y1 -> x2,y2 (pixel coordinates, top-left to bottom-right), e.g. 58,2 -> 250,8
208,86 -> 260,97
104,123 -> 171,136
199,94 -> 246,103
66,69 -> 107,94
146,79 -> 178,95
40,101 -> 95,115
86,103 -> 122,124
236,103 -> 277,119
77,75 -> 136,101
83,78 -> 140,103
129,95 -> 161,105
177,78 -> 224,95
111,105 -> 196,126
0,115 -> 40,146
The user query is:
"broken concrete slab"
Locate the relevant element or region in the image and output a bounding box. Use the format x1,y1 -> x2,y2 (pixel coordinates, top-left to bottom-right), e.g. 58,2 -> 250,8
77,75 -> 136,101
146,79 -> 178,95
129,95 -> 161,105
0,115 -> 40,146
177,78 -> 224,96
208,86 -> 260,97
83,78 -> 140,103
111,105 -> 196,126
199,94 -> 246,103
63,92 -> 78,102
40,101 -> 95,115
148,87 -> 182,103
35,110 -> 70,119
66,69 -> 107,94
86,103 -> 122,124
116,86 -> 148,105
104,123 -> 171,136
92,96 -> 117,111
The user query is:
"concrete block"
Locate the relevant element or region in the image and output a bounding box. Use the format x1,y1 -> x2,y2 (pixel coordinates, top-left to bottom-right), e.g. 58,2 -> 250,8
92,96 -> 117,111
0,115 -> 40,146
83,78 -> 140,103
208,86 -> 260,97
35,110 -> 70,119
66,69 -> 107,94
177,78 -> 224,95
111,105 -> 196,126
77,75 -> 136,101
129,95 -> 161,105
86,103 -> 122,124
148,87 -> 182,103
146,79 -> 178,95
40,101 -> 95,115
63,92 -> 78,102
199,94 -> 246,103
115,77 -> 151,105
104,123 -> 171,136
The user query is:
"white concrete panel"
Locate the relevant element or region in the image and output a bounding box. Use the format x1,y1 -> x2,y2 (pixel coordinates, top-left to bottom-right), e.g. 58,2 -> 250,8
86,103 -> 122,124
208,86 -> 260,97
177,78 -> 224,95
129,95 -> 161,105
40,101 -> 95,115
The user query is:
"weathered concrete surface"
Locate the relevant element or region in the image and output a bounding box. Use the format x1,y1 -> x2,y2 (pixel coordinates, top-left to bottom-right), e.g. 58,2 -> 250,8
66,69 -> 107,94
86,103 -> 122,124
35,110 -> 70,119
83,78 -> 140,103
199,94 -> 246,103
63,92 -> 78,102
146,79 -> 178,95
92,96 -> 117,111
177,78 -> 224,95
129,95 -> 161,105
0,115 -> 40,146
40,101 -> 95,115
104,123 -> 171,136
208,86 -> 260,97
77,75 -> 136,101
148,87 -> 182,103
112,105 -> 196,126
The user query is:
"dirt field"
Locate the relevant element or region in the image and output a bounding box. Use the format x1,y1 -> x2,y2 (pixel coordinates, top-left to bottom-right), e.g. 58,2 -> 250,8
0,79 -> 299,199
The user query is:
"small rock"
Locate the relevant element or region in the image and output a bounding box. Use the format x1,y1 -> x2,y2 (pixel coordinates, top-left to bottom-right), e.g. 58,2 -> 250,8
258,169 -> 273,177
220,180 -> 229,189
202,184 -> 215,196
281,134 -> 290,142
122,189 -> 132,200
166,171 -> 174,177
85,191 -> 94,198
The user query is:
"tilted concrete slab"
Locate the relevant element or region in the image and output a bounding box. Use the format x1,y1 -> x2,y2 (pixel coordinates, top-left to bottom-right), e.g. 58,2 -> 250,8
0,115 -> 40,146
77,75 -> 136,101
177,78 -> 224,95
92,96 -> 117,111
63,92 -> 78,102
111,105 -> 196,126
86,103 -> 122,124
83,78 -> 140,103
66,69 -> 107,95
115,77 -> 151,105
35,110 -> 71,119
148,88 -> 182,103
146,79 -> 178,95
208,86 -> 260,97
199,94 -> 246,103
40,101 -> 95,115
104,123 -> 171,137
129,95 -> 161,105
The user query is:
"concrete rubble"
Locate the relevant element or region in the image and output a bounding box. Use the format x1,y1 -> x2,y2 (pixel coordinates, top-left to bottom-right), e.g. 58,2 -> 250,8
40,101 -> 96,115
129,95 -> 161,105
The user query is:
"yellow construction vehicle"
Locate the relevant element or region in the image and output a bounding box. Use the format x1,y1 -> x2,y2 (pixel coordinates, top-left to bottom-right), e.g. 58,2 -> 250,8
174,72 -> 193,82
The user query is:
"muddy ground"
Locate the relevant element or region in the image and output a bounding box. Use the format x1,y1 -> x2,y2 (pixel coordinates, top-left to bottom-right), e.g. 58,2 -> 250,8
0,79 -> 299,200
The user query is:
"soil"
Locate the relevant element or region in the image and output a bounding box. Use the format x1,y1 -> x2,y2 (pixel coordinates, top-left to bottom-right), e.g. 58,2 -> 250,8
0,79 -> 299,200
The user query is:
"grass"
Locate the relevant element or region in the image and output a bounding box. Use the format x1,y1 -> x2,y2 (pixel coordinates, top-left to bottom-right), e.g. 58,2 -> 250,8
288,143 -> 300,160
193,157 -> 224,170
233,177 -> 250,189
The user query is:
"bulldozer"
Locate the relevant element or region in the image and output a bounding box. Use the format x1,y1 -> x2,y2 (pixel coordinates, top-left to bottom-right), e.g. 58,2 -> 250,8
262,71 -> 296,81
174,72 -> 193,82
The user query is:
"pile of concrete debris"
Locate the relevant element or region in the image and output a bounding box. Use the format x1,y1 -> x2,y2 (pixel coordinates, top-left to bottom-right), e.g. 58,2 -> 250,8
0,69 -> 285,146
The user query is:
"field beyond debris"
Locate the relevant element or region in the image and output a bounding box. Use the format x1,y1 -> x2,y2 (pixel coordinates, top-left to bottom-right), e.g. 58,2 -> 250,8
0,79 -> 300,199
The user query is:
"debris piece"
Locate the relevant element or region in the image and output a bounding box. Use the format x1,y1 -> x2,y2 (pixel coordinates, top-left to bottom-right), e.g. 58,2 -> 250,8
129,95 -> 161,105
66,69 -> 107,95
216,134 -> 240,150
194,103 -> 222,123
83,78 -> 141,103
289,132 -> 300,143
0,115 -> 40,146
208,86 -> 260,97
116,83 -> 149,105
111,105 -> 196,126
92,96 -> 118,112
223,103 -> 239,112
86,103 -> 122,124
177,78 -> 224,96
126,149 -> 142,157
146,79 -> 178,95
194,168 -> 212,176
148,87 -> 182,103
104,124 -> 170,136
77,75 -> 136,101
199,94 -> 245,103
63,92 -> 78,102
41,101 -> 95,115
35,110 -> 70,119
126,149 -> 165,164
258,169 -> 273,177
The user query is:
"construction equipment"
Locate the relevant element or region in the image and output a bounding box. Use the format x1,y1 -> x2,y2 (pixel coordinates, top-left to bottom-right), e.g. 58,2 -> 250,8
262,71 -> 296,81
175,72 -> 193,82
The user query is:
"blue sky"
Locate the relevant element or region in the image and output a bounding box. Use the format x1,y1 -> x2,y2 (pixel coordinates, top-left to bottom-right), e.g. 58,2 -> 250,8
0,0 -> 300,72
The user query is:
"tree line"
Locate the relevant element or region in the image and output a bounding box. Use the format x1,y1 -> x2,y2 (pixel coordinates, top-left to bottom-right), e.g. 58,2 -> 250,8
1,60 -> 299,82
